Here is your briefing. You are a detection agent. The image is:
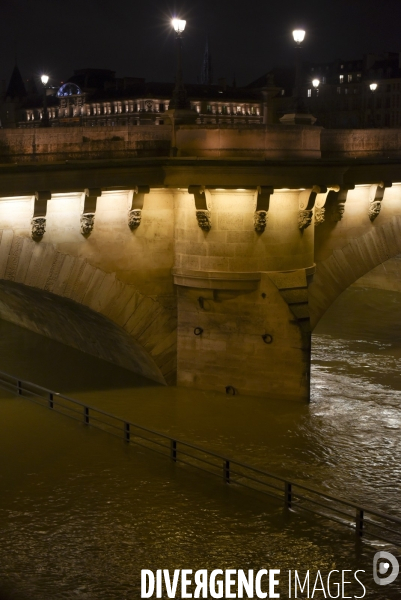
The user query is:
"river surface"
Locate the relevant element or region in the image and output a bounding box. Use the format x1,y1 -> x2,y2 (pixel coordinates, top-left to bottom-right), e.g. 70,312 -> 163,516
0,286 -> 400,599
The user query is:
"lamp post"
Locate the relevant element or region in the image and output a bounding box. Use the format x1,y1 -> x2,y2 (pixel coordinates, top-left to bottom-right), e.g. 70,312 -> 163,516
369,82 -> 378,127
280,28 -> 316,125
169,18 -> 191,110
293,29 -> 306,113
312,78 -> 320,96
41,74 -> 49,127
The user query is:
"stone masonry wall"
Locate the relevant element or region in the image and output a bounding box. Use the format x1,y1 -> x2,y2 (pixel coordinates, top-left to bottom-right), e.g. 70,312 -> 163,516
176,276 -> 309,400
174,189 -> 314,401
0,124 -> 400,164
0,189 -> 177,384
310,183 -> 401,328
174,189 -> 314,273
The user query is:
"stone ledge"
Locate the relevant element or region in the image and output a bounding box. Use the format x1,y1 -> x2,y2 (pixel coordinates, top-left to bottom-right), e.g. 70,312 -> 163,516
172,265 -> 316,290
172,268 -> 261,290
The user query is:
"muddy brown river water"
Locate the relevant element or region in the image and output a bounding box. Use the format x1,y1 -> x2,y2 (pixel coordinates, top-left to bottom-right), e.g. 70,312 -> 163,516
0,286 -> 400,599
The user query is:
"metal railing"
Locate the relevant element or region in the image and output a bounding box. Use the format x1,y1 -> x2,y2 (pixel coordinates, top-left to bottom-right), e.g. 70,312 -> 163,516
1,369 -> 400,548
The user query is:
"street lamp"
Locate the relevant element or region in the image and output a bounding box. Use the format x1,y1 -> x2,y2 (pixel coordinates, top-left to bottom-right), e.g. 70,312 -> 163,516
41,74 -> 50,127
312,78 -> 320,97
293,29 -> 306,44
292,29 -> 306,113
369,82 -> 378,127
172,18 -> 186,34
280,28 -> 316,125
169,17 -> 191,110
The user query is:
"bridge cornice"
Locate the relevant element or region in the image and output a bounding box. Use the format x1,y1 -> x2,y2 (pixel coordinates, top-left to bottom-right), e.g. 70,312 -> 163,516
0,157 -> 400,197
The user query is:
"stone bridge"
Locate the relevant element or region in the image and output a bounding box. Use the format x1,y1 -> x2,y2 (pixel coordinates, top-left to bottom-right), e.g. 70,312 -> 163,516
0,124 -> 401,401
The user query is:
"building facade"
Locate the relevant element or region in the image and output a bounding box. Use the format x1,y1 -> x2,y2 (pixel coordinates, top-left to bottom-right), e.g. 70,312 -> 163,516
10,69 -> 262,129
2,53 -> 401,130
253,52 -> 401,128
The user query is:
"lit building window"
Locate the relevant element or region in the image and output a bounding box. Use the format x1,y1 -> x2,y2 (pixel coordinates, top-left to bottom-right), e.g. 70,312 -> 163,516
337,87 -> 341,94
348,74 -> 353,82
281,89 -> 285,96
344,88 -> 348,95
307,89 -> 312,97
339,75 -> 344,83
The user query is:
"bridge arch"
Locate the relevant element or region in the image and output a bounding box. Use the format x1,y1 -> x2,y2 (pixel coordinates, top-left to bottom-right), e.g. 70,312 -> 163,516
0,231 -> 176,384
309,214 -> 401,329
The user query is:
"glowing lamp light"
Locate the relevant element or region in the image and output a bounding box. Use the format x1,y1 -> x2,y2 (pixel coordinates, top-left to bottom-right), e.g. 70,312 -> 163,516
41,74 -> 49,86
172,18 -> 186,33
312,78 -> 320,88
370,83 -> 378,91
292,29 -> 305,44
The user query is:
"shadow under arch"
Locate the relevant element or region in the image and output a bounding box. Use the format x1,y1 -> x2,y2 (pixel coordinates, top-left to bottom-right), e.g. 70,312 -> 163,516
309,215 -> 401,330
0,279 -> 166,385
0,232 -> 176,384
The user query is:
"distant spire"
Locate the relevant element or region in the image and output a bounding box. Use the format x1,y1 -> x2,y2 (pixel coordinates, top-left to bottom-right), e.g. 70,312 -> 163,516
5,65 -> 27,100
201,35 -> 213,85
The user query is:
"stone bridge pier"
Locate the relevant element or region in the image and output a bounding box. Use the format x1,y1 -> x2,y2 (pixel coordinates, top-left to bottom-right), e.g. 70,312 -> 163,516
174,187 -> 315,400
0,125 -> 401,401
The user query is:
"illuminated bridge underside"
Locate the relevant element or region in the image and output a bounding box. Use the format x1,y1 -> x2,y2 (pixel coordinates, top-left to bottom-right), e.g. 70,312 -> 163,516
0,125 -> 401,401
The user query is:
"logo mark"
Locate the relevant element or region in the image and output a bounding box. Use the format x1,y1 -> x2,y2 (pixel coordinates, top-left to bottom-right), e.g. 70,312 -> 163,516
373,551 -> 399,586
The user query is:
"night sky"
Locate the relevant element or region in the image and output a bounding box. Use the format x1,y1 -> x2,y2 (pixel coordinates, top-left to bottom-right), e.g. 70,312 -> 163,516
1,0 -> 400,90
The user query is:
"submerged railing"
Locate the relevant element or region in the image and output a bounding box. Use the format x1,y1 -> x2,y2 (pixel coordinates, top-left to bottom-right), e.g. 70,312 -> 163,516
1,369 -> 400,548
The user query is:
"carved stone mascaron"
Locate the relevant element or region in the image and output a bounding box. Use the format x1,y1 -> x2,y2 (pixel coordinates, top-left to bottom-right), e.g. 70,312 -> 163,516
331,202 -> 345,222
196,209 -> 211,232
80,213 -> 95,235
31,217 -> 46,240
128,209 -> 142,230
314,206 -> 325,226
254,210 -> 267,233
298,209 -> 313,230
368,200 -> 382,222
